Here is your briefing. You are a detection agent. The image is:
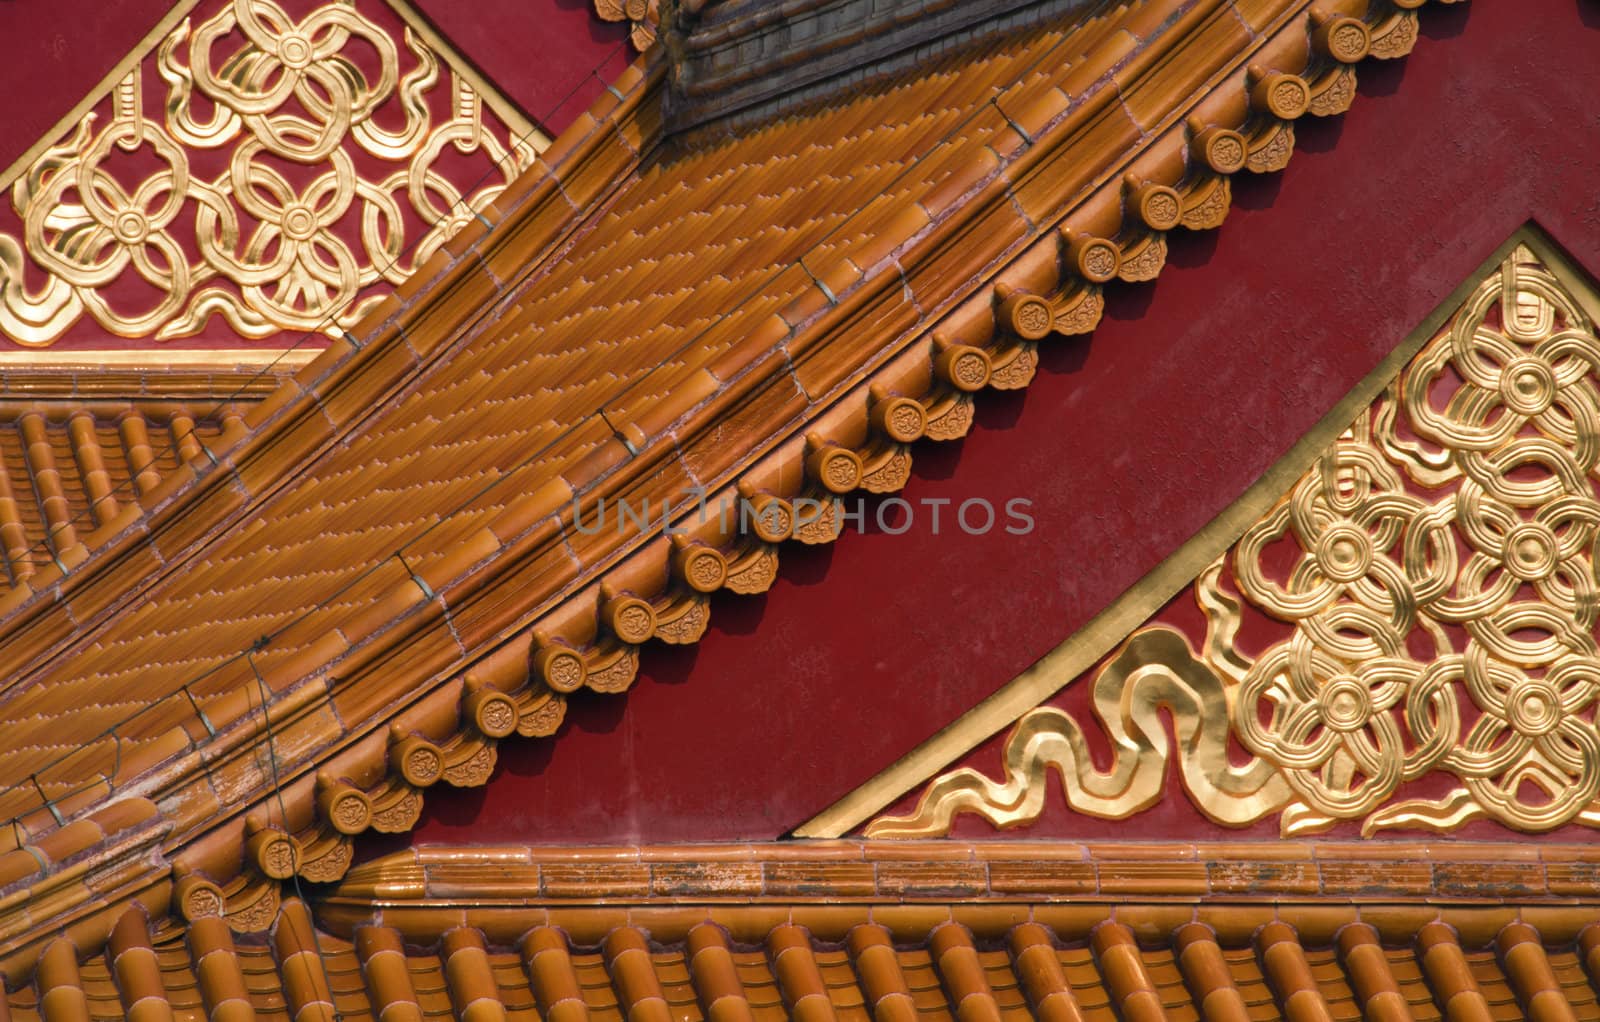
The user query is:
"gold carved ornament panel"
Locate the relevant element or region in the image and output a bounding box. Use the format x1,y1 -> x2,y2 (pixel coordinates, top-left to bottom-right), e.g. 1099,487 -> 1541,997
867,241 -> 1600,839
0,0 -> 542,347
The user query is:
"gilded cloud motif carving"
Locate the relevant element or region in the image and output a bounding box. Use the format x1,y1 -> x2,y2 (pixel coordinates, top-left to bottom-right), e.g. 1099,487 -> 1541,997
0,0 -> 541,346
871,242 -> 1600,838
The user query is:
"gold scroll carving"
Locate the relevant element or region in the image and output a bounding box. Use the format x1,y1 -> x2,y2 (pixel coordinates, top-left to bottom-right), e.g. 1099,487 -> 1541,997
870,242 -> 1600,838
0,0 -> 541,347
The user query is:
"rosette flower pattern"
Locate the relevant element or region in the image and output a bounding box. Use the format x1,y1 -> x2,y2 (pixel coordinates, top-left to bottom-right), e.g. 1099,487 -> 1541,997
1234,245 -> 1600,833
0,0 -> 539,346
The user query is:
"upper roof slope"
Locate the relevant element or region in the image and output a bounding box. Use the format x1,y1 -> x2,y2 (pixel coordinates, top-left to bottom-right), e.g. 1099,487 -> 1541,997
0,0 -> 1161,820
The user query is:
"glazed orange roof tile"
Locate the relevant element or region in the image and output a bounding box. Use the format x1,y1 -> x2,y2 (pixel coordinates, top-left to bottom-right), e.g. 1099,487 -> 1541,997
17,841 -> 1600,1021
12,905 -> 1600,1022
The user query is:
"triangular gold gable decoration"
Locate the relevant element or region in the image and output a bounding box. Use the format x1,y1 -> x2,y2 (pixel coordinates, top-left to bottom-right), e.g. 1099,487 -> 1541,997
0,0 -> 545,348
800,227 -> 1600,840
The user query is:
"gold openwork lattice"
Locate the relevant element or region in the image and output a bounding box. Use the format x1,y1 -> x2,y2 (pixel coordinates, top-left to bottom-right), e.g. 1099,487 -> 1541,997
0,0 -> 541,347
871,242 -> 1600,838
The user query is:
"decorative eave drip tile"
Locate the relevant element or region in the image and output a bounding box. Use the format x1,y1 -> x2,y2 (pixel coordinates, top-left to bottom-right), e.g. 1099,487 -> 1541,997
596,0 -> 660,52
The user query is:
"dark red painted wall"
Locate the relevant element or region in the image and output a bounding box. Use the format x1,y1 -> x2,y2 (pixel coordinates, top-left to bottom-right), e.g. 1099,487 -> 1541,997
396,0 -> 1600,850
408,0 -> 631,136
0,0 -> 168,175
0,0 -> 627,175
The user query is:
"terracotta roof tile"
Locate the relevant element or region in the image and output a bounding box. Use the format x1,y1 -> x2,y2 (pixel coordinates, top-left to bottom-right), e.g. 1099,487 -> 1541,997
12,893 -> 1600,1022
0,407 -> 233,587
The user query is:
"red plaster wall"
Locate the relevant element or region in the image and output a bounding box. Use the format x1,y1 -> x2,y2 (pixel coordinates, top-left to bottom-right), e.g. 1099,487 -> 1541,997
397,0 -> 1600,850
408,0 -> 632,135
0,0 -> 626,175
0,0 -> 170,175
